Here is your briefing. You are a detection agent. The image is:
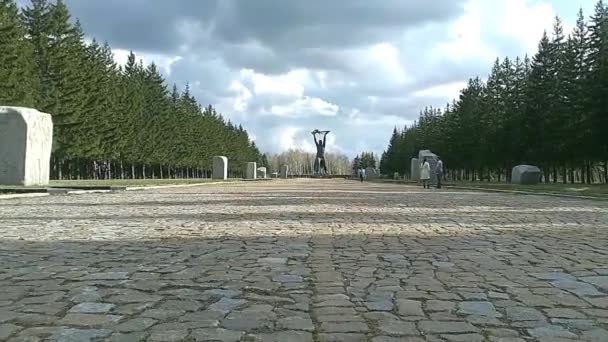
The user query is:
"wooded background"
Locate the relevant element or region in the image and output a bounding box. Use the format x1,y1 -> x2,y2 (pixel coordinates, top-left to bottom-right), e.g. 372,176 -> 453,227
1,0 -> 264,180
380,3 -> 608,184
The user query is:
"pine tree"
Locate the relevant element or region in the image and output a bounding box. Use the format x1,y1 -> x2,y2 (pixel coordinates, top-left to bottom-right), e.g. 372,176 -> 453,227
587,0 -> 608,166
0,0 -> 35,106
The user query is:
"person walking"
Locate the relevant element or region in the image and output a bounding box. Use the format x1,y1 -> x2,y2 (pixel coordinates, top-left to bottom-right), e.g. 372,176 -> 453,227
359,168 -> 364,183
435,157 -> 444,189
420,158 -> 431,189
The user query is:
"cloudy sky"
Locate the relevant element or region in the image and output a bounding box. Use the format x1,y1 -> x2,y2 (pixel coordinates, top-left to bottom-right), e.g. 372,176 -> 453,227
60,0 -> 595,157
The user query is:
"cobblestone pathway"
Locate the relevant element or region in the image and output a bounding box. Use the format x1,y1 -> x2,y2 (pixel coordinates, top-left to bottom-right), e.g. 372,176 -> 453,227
1,179 -> 608,342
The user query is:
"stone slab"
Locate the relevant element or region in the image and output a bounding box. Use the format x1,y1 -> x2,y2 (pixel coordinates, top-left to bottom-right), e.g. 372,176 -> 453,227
0,106 -> 53,186
212,156 -> 228,180
245,162 -> 257,180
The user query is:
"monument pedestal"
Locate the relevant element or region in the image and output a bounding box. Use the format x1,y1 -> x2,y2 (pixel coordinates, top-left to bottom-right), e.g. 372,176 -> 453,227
245,162 -> 257,180
212,156 -> 228,180
0,107 -> 53,186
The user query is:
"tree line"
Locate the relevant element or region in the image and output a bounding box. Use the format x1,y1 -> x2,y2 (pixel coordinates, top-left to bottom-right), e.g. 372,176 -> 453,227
266,149 -> 351,176
351,152 -> 379,174
380,2 -> 608,184
0,0 -> 263,180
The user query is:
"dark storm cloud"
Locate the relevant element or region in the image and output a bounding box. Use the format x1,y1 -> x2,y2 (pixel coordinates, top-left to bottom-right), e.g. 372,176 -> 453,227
64,0 -> 466,66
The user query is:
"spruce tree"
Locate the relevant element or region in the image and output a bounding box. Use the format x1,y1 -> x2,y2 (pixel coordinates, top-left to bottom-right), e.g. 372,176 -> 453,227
0,0 -> 35,106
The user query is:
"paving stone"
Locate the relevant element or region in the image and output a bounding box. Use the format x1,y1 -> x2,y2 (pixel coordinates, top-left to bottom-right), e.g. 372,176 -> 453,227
318,333 -> 367,342
106,332 -> 147,342
250,331 -> 313,342
222,311 -> 273,331
277,316 -> 314,331
544,308 -> 585,318
425,300 -> 455,312
141,309 -> 185,320
82,272 -> 129,280
371,337 -> 425,342
397,299 -> 425,316
551,280 -> 603,297
550,318 -> 596,329
190,328 -> 243,342
320,322 -> 369,333
530,272 -> 576,281
0,324 -> 22,340
582,328 -> 608,342
207,298 -> 247,314
57,314 -> 122,327
68,303 -> 114,314
365,300 -> 393,311
48,328 -> 111,342
457,301 -> 501,317
418,321 -> 480,334
488,338 -> 526,342
148,330 -> 189,342
0,310 -> 18,323
377,320 -> 419,335
115,317 -> 157,332
527,325 -> 578,339
580,276 -> 608,291
505,306 -> 546,321
441,333 -> 485,342
273,274 -> 303,283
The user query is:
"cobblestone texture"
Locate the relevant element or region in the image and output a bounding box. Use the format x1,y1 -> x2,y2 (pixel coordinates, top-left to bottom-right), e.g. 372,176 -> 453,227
1,179 -> 607,341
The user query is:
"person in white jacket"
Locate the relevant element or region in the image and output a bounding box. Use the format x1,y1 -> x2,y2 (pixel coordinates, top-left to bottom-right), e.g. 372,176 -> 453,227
420,158 -> 431,189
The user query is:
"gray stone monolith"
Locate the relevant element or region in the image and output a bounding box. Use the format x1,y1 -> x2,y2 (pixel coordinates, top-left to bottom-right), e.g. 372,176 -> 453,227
0,107 -> 53,186
257,167 -> 267,179
212,156 -> 228,180
366,167 -> 378,179
512,165 -> 541,185
280,165 -> 289,179
411,158 -> 420,180
245,162 -> 257,180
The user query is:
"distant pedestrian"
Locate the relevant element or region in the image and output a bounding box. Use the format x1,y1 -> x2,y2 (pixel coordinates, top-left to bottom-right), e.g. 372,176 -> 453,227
435,157 -> 444,189
420,158 -> 431,189
360,170 -> 364,183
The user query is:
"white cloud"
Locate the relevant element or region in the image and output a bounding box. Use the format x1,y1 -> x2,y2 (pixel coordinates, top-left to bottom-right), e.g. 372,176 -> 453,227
270,96 -> 339,117
413,81 -> 467,100
490,0 -> 555,53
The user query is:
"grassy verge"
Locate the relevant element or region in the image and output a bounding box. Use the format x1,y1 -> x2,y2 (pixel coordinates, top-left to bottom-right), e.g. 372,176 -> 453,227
448,182 -> 608,198
48,178 -> 240,187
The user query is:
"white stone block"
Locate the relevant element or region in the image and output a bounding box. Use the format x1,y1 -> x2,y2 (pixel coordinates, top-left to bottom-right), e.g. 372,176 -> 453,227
280,165 -> 289,179
245,162 -> 257,180
0,106 -> 53,186
257,167 -> 267,179
365,167 -> 378,179
512,165 -> 541,185
212,156 -> 228,180
411,158 -> 419,180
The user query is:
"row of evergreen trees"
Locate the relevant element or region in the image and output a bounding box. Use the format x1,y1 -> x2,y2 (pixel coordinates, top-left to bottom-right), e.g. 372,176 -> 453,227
1,0 -> 263,180
381,2 -> 608,184
352,152 -> 378,174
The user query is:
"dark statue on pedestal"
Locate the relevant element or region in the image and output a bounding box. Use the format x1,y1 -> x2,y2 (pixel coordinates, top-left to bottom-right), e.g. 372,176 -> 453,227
312,129 -> 330,175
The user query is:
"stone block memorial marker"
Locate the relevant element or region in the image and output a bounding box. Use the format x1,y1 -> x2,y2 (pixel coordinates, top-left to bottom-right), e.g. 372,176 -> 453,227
0,106 -> 53,186
212,156 -> 228,180
280,165 -> 289,179
511,165 -> 541,185
257,167 -> 267,179
410,158 -> 419,180
245,162 -> 257,180
365,166 -> 378,180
